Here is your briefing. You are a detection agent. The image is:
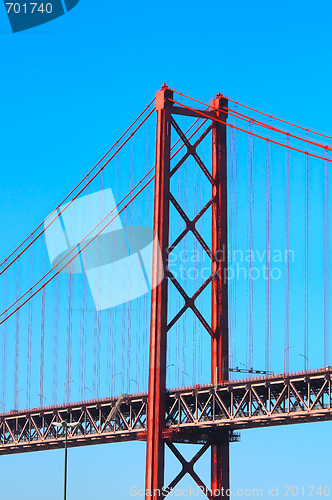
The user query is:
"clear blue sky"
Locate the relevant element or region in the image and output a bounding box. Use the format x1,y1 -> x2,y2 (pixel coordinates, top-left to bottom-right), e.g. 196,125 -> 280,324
1,0 -> 332,498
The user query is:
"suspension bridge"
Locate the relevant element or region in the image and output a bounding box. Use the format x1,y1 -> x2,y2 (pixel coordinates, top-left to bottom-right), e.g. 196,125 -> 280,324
0,85 -> 331,498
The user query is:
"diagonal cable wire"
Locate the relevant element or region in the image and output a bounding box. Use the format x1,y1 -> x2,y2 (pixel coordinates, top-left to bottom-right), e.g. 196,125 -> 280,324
0,170 -> 156,325
0,103 -> 156,276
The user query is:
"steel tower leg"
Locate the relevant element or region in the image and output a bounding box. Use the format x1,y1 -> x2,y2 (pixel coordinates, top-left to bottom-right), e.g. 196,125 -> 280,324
211,94 -> 229,497
145,86 -> 173,499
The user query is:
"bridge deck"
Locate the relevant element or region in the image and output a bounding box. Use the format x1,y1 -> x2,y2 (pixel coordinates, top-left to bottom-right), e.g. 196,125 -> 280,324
0,367 -> 331,455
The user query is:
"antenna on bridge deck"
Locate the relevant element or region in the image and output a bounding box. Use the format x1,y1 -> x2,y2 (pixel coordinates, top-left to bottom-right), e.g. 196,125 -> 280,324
214,365 -> 274,388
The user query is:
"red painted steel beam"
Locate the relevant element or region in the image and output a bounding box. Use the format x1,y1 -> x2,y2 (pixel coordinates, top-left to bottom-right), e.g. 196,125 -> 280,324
145,86 -> 173,499
211,94 -> 229,497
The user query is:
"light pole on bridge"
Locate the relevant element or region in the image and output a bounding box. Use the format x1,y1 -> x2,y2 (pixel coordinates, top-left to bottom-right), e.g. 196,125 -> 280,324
63,381 -> 73,403
131,379 -> 140,392
182,371 -> 191,385
38,394 -> 46,406
299,353 -> 309,371
15,387 -> 27,410
111,373 -> 121,395
284,346 -> 294,374
54,420 -> 80,500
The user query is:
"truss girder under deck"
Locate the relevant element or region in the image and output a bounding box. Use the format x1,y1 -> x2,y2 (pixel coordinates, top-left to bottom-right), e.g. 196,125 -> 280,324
0,368 -> 331,456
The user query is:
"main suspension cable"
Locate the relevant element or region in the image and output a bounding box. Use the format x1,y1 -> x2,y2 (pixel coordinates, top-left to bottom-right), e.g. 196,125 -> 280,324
225,107 -> 332,153
0,166 -> 156,321
0,174 -> 156,325
0,104 -> 155,277
169,100 -> 332,164
172,89 -> 332,142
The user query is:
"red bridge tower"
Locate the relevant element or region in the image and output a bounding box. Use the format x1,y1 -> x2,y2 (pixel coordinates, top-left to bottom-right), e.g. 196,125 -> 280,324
146,85 -> 229,499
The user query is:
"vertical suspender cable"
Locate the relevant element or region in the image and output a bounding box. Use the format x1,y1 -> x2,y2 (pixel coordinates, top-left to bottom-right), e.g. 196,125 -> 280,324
233,106 -> 238,368
96,171 -> 104,398
121,154 -> 126,395
53,217 -> 60,404
53,274 -> 59,404
247,123 -> 254,371
246,130 -> 250,371
66,207 -> 74,403
265,122 -> 272,372
113,154 -> 120,395
284,134 -> 290,373
177,99 -> 183,387
93,177 -> 102,398
167,132 -> 172,389
90,180 -> 98,398
199,136 -> 205,383
80,177 -> 89,400
80,273 -> 84,401
182,153 -> 188,386
14,258 -> 20,410
27,244 -> 33,408
144,116 -> 151,389
107,173 -> 111,396
176,151 -> 180,386
40,239 -> 46,407
324,148 -> 329,367
250,127 -> 254,370
107,267 -> 111,395
137,180 -> 142,391
175,210 -> 180,386
192,123 -> 199,385
128,137 -> 134,392
80,263 -> 87,400
304,136 -> 309,370
121,282 -> 126,394
229,118 -> 238,375
93,243 -> 97,395
1,272 -> 8,409
67,269 -> 73,403
193,126 -> 199,385
228,127 -> 234,377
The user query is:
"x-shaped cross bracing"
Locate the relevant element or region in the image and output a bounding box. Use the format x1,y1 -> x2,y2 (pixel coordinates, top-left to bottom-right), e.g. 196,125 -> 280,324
166,117 -> 219,339
164,440 -> 214,499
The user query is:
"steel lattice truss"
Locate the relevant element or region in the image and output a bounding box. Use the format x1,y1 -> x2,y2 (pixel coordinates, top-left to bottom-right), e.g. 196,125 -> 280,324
0,367 -> 331,455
